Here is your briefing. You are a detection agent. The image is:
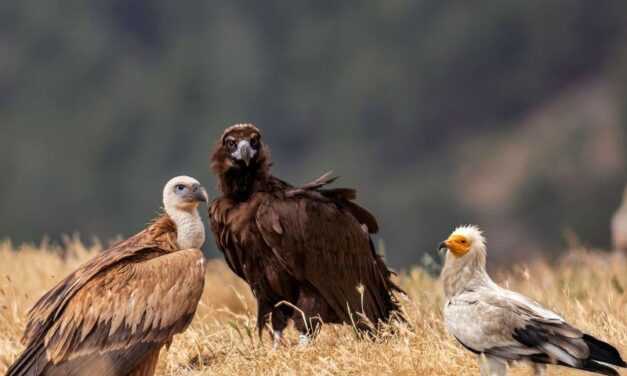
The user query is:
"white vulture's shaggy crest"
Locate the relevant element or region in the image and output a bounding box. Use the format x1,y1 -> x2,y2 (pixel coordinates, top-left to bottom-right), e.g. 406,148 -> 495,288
6,176 -> 209,376
439,225 -> 626,376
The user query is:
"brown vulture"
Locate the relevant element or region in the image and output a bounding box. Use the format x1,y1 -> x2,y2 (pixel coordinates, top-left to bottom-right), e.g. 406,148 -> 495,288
209,123 -> 404,346
6,176 -> 208,376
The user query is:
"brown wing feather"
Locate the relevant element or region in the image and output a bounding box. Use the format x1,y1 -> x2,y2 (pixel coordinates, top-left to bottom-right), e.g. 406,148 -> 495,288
47,249 -> 205,362
209,172 -> 402,332
22,215 -> 177,347
7,216 -> 205,376
209,197 -> 247,279
255,191 -> 401,327
286,172 -> 378,233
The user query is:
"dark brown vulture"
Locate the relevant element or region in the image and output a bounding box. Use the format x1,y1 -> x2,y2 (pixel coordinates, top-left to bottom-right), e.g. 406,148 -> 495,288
209,123 -> 404,346
7,176 -> 208,376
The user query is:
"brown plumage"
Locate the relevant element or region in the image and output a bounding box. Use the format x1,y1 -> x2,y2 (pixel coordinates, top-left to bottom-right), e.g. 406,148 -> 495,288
7,176 -> 208,376
209,124 -> 403,344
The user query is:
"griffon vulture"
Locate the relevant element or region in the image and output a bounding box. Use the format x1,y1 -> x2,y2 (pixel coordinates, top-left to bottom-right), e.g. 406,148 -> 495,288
7,176 -> 208,376
439,225 -> 626,376
208,123 -> 403,347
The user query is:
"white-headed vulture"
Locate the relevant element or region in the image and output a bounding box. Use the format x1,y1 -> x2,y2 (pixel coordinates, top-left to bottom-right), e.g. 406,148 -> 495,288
7,176 -> 208,376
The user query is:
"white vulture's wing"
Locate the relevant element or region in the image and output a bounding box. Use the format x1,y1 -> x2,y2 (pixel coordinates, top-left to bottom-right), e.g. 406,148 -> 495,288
444,288 -> 625,375
445,289 -> 530,356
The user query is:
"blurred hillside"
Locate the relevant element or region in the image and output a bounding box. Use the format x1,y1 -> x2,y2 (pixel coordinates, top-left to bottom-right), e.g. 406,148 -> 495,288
1,1 -> 627,266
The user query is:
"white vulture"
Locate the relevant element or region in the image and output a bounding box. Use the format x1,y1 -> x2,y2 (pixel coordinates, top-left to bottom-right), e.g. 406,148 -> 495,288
439,225 -> 626,376
612,186 -> 627,252
6,176 -> 208,376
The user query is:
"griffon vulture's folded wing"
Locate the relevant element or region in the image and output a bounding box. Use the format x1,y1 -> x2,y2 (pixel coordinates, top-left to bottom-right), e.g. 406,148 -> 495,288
7,248 -> 205,376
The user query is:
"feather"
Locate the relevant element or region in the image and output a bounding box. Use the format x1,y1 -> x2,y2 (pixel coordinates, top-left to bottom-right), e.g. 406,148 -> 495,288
442,225 -> 626,376
6,215 -> 205,376
209,124 -> 404,339
583,334 -> 627,367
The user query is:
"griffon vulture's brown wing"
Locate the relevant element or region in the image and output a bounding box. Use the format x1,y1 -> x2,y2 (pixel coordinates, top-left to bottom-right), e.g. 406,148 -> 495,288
255,191 -> 400,326
7,248 -> 205,376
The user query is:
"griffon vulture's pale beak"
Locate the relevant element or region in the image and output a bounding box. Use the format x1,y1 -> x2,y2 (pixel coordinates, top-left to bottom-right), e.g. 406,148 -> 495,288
186,184 -> 208,203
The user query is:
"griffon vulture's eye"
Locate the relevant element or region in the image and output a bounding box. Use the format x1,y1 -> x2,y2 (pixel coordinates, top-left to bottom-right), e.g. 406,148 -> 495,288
250,137 -> 259,149
175,184 -> 186,192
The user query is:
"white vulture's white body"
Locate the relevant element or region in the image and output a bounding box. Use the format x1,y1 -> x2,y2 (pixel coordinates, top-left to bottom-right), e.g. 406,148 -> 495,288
440,225 -> 626,376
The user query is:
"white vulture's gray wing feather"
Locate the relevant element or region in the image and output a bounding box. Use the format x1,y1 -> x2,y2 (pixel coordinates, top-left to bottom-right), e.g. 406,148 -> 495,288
444,288 -> 584,364
445,287 -> 626,376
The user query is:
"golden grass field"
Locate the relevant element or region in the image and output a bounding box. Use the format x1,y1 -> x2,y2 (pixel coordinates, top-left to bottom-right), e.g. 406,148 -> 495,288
0,238 -> 625,375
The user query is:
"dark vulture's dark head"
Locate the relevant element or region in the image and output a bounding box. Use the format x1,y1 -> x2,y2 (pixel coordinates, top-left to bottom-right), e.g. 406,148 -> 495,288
211,123 -> 271,198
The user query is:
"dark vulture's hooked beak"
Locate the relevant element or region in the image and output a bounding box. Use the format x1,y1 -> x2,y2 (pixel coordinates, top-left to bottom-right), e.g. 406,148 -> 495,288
233,140 -> 254,166
438,241 -> 449,254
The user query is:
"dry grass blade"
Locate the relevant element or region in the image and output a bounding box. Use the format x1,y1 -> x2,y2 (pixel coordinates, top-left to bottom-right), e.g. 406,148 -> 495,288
0,242 -> 625,375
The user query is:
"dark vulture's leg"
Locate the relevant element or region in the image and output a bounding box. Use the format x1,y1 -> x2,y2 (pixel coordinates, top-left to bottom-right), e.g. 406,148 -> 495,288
270,305 -> 292,349
292,287 -> 336,345
256,301 -> 272,339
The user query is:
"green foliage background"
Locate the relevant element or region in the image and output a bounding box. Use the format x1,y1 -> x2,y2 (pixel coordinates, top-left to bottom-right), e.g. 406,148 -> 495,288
2,1 -> 627,266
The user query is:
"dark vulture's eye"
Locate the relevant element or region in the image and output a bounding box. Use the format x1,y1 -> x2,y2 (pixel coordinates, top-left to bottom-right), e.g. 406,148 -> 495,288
250,137 -> 259,149
175,184 -> 186,192
225,139 -> 236,151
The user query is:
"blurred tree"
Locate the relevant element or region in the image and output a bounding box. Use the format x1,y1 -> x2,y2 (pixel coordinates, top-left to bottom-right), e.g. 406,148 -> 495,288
1,0 -> 627,266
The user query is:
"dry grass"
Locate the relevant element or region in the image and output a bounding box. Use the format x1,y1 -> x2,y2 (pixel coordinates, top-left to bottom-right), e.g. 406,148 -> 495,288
0,238 -> 625,375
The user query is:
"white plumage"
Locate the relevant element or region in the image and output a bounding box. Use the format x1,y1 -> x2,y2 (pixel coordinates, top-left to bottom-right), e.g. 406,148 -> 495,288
439,225 -> 626,376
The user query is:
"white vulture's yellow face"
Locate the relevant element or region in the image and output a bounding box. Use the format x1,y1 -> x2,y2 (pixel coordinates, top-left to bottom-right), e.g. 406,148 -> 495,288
441,234 -> 471,257
439,225 -> 485,258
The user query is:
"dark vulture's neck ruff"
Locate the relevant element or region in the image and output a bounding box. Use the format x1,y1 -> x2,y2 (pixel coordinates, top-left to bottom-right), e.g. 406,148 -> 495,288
211,136 -> 275,202
218,160 -> 272,202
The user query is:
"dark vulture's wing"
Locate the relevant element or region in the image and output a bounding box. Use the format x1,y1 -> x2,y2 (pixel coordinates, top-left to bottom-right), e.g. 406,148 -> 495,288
7,247 -> 205,376
209,198 -> 246,280
255,177 -> 402,327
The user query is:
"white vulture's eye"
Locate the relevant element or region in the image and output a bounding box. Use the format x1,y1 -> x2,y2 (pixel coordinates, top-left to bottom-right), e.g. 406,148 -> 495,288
175,184 -> 186,192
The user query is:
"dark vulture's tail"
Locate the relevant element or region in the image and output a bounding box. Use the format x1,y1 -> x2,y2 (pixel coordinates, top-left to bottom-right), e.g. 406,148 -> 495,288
352,237 -> 406,334
315,174 -> 406,331
373,238 -> 406,321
